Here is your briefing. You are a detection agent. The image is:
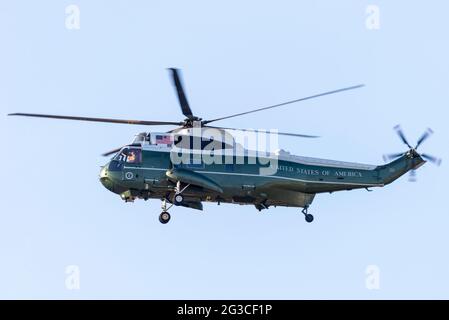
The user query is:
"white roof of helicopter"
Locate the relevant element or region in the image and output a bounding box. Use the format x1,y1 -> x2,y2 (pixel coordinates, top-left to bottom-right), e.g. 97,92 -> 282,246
274,149 -> 376,170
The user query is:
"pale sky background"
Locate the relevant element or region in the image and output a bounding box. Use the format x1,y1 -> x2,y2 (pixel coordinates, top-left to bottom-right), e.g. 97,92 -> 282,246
1,1 -> 448,299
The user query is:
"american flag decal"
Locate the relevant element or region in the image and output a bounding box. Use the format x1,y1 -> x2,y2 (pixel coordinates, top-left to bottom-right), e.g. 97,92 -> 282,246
155,135 -> 172,144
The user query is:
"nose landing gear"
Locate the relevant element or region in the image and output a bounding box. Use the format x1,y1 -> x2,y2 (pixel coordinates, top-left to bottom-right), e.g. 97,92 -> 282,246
158,181 -> 190,224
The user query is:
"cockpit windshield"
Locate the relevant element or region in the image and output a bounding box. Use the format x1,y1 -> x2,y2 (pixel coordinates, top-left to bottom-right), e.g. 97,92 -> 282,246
113,147 -> 142,164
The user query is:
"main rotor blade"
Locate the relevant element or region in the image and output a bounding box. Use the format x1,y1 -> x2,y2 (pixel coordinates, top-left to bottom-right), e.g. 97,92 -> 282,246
102,147 -> 124,157
8,113 -> 182,126
169,68 -> 194,119
393,125 -> 412,149
421,153 -> 442,166
102,143 -> 142,157
415,128 -> 433,149
203,84 -> 365,124
207,126 -> 319,138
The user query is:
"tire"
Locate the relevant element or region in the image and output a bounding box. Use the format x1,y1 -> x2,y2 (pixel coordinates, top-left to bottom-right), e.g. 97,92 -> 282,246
305,214 -> 314,223
173,193 -> 184,205
159,211 -> 171,224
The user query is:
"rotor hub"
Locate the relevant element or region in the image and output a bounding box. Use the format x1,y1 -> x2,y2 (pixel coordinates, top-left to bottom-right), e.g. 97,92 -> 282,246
182,117 -> 203,128
407,148 -> 420,158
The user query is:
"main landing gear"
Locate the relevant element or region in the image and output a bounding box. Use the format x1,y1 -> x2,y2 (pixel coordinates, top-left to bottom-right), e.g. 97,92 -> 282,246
173,193 -> 184,206
159,199 -> 173,224
159,211 -> 171,224
173,181 -> 190,206
159,181 -> 190,224
302,206 -> 314,223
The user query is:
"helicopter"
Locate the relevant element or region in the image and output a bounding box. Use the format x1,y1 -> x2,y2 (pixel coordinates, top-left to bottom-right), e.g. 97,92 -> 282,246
8,68 -> 441,224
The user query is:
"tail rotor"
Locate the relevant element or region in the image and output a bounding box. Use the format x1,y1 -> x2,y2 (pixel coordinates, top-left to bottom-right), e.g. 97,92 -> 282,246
383,125 -> 441,182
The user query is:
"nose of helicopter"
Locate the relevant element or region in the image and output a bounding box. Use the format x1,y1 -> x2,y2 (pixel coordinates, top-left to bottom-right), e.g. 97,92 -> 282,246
99,164 -> 114,191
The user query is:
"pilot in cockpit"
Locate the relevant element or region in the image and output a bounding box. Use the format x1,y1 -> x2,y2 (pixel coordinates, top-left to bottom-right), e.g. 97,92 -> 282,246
127,150 -> 136,163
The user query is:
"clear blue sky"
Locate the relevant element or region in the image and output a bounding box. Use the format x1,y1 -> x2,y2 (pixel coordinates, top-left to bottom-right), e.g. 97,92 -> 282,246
1,0 -> 448,299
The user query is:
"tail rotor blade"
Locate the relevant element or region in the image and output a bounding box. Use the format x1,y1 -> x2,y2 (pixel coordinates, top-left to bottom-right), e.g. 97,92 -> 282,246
415,128 -> 434,149
394,125 -> 412,149
409,169 -> 417,182
383,152 -> 404,162
421,153 -> 442,166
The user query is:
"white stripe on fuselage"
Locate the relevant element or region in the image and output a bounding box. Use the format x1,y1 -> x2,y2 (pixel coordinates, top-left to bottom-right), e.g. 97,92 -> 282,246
123,166 -> 383,187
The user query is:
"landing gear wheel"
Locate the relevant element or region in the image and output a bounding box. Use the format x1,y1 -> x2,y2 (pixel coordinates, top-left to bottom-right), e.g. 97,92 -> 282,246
173,193 -> 184,206
302,206 -> 314,223
305,214 -> 314,223
159,211 -> 171,224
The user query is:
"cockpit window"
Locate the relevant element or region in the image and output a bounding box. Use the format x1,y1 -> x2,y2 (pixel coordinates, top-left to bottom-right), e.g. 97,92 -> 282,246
114,149 -> 126,162
126,148 -> 142,164
114,148 -> 142,164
